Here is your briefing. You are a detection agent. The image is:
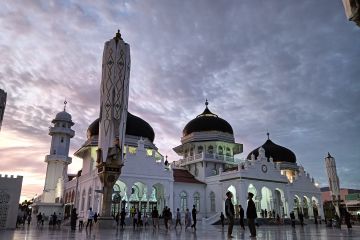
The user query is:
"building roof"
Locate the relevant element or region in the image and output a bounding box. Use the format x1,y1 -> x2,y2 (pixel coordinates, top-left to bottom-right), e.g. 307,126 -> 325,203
182,101 -> 233,137
247,134 -> 297,163
87,112 -> 155,142
173,169 -> 205,184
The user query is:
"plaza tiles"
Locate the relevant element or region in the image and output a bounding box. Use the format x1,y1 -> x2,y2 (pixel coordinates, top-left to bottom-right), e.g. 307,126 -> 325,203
0,224 -> 359,240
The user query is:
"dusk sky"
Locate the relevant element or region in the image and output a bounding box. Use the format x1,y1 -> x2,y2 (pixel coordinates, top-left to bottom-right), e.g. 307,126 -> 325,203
0,0 -> 359,202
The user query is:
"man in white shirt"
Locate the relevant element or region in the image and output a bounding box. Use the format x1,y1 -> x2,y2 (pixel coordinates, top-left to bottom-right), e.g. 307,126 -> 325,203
86,207 -> 94,230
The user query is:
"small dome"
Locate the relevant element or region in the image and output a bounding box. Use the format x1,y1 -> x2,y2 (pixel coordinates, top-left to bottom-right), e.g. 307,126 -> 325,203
247,135 -> 296,163
182,101 -> 233,137
87,112 -> 155,142
54,111 -> 72,122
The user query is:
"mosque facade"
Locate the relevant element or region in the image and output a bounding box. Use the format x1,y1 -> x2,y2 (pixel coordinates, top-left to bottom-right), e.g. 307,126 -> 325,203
46,101 -> 322,223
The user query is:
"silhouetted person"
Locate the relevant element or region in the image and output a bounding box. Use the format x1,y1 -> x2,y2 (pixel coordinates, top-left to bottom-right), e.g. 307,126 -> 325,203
191,205 -> 197,230
115,212 -> 120,227
246,192 -> 257,238
264,209 -> 267,218
120,208 -> 126,229
239,205 -> 245,230
345,211 -> 352,229
152,207 -> 159,229
220,212 -> 225,228
175,208 -> 182,229
298,212 -> 304,227
290,211 -> 295,228
86,207 -> 94,230
225,191 -> 235,238
93,212 -> 98,223
70,208 -> 78,230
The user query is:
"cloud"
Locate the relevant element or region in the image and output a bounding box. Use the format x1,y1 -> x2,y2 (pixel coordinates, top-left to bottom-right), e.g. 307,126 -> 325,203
0,0 -> 359,201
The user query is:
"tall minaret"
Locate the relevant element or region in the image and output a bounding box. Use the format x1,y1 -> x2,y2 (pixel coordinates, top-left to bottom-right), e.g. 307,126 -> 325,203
0,88 -> 6,132
43,101 -> 75,203
324,152 -> 341,216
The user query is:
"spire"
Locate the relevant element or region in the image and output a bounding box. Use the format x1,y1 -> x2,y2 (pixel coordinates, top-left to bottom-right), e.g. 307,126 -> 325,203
327,152 -> 332,158
267,132 -> 270,140
63,99 -> 67,112
205,99 -> 209,108
114,29 -> 123,44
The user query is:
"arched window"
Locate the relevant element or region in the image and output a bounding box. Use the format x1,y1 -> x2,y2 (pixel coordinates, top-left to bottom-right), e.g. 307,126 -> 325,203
218,146 -> 223,155
208,145 -> 214,154
81,189 -> 86,211
197,146 -> 203,154
87,187 -> 92,209
180,191 -> 188,211
226,147 -> 231,156
210,192 -> 216,212
61,137 -> 64,143
194,192 -> 200,212
190,147 -> 194,156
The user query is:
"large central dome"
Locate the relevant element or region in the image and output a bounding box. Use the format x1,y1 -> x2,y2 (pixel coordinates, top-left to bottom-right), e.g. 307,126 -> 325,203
87,112 -> 155,142
182,100 -> 233,137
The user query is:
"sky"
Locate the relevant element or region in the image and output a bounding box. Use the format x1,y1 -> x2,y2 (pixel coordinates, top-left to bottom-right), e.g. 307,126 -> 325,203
0,0 -> 359,202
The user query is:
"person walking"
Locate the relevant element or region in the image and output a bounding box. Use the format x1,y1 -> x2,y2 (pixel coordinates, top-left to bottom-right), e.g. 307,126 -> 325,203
86,207 -> 94,230
185,208 -> 191,230
246,192 -> 257,238
163,206 -> 169,229
115,212 -> 120,227
290,211 -> 296,228
93,212 -> 98,223
191,205 -> 197,230
120,208 -> 126,229
220,212 -> 225,228
225,191 -> 235,238
175,208 -> 182,229
152,207 -> 159,229
345,210 -> 352,229
239,204 -> 245,230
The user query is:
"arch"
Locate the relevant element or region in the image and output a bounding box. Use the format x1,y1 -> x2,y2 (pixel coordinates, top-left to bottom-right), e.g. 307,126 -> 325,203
81,189 -> 86,211
209,191 -> 216,212
226,147 -> 231,156
180,191 -> 188,212
152,183 -> 165,212
193,192 -> 200,212
274,188 -> 285,217
293,195 -> 301,217
303,196 -> 311,218
227,185 -> 237,205
311,196 -> 320,219
218,146 -> 223,155
260,187 -> 273,214
208,145 -> 214,154
197,146 -> 203,154
247,184 -> 257,197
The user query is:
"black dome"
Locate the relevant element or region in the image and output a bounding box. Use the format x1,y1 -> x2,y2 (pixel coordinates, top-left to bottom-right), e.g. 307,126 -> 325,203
183,102 -> 233,137
87,112 -> 155,142
246,136 -> 296,163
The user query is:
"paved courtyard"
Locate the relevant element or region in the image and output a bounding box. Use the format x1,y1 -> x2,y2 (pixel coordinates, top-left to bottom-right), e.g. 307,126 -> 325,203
1,224 -> 359,240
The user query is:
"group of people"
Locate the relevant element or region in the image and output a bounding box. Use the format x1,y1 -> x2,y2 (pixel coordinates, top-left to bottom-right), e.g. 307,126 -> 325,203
225,191 -> 257,238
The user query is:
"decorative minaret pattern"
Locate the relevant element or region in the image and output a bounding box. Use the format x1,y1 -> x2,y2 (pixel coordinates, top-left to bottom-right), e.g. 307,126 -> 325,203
324,152 -> 341,217
43,101 -> 75,203
96,30 -> 130,224
0,89 -> 6,132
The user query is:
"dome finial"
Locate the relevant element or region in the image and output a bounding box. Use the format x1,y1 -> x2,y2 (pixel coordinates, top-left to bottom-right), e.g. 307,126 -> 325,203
63,99 -> 67,112
114,29 -> 123,42
267,132 -> 270,140
205,99 -> 209,107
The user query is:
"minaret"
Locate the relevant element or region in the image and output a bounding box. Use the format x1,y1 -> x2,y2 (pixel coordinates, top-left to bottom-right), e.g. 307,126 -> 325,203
324,152 -> 340,217
43,101 -> 75,203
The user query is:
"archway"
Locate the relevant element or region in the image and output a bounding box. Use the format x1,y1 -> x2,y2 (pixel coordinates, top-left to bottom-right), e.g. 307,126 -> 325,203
303,196 -> 310,218
294,195 -> 301,217
274,188 -> 284,217
227,185 -> 237,205
260,187 -> 273,216
111,180 -> 128,216
152,183 -> 165,213
312,196 -> 319,220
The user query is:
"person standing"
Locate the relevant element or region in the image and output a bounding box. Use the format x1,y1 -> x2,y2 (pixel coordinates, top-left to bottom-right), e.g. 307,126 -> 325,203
115,212 -> 120,227
191,205 -> 197,230
345,210 -> 352,229
152,207 -> 159,229
220,212 -> 225,228
239,205 -> 245,230
86,207 -> 94,230
298,212 -> 304,227
225,191 -> 235,238
185,208 -> 191,230
175,208 -> 182,229
70,208 -> 78,230
290,211 -> 296,228
93,212 -> 98,223
246,192 -> 257,238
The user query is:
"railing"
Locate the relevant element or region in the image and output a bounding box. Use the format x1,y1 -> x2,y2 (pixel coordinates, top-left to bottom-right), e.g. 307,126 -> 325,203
173,152 -> 245,166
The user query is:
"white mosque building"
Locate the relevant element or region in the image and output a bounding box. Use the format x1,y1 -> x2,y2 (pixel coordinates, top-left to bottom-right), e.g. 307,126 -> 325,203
35,99 -> 323,223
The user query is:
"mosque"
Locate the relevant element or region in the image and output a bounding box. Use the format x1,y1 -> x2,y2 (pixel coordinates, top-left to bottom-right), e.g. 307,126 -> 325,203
33,33 -> 322,224
34,99 -> 323,223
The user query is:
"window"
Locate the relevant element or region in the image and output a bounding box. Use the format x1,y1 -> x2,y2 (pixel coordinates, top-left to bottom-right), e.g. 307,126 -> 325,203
194,192 -> 200,212
81,189 -> 86,211
208,145 -> 214,154
210,192 -> 216,212
180,191 -> 188,211
61,137 -> 64,143
87,187 -> 92,209
197,146 -> 203,154
226,147 -> 231,156
218,146 -> 223,155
